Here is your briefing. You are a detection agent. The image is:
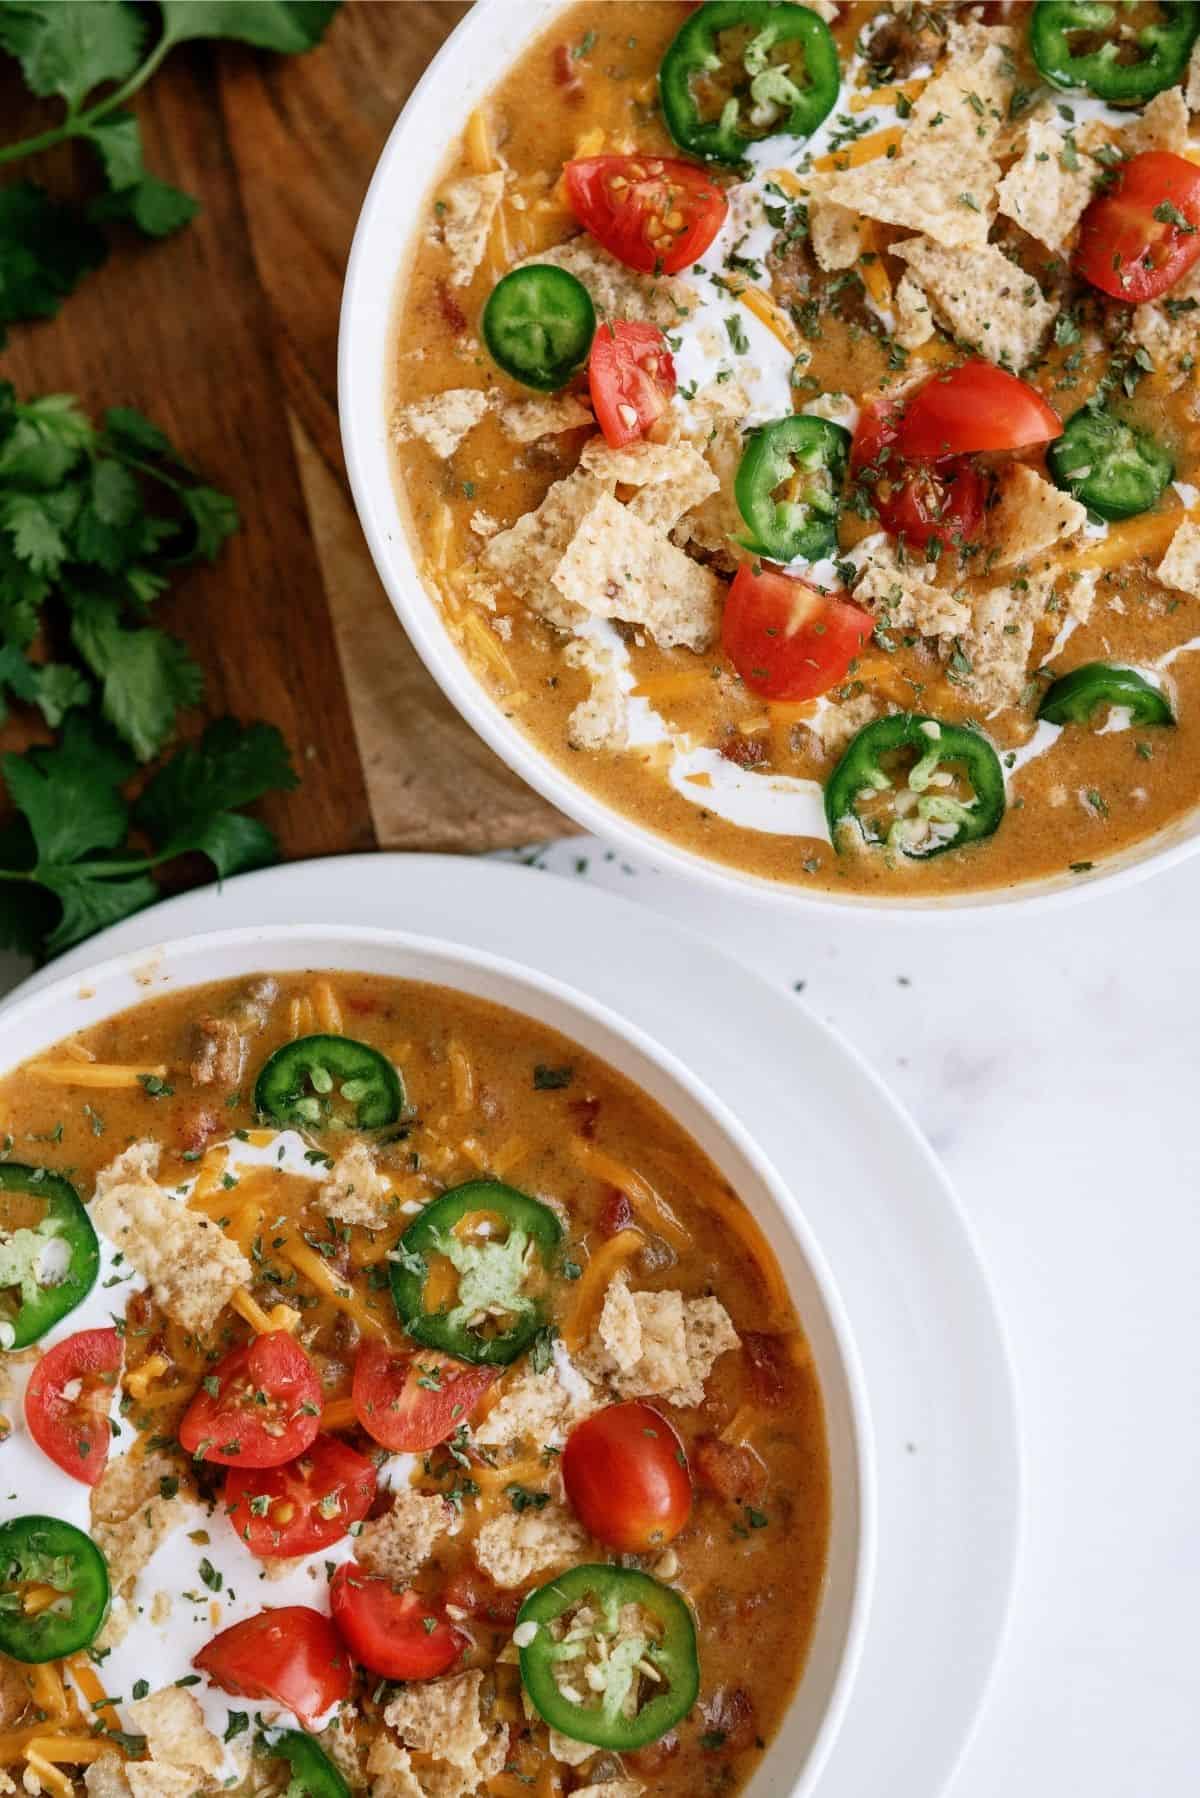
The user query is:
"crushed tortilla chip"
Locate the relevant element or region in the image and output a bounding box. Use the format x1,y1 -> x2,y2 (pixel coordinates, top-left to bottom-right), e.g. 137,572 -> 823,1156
1122,86 -> 1189,155
497,394 -> 594,442
850,533 -> 971,638
482,466 -> 612,630
580,436 -> 719,534
891,236 -> 1057,370
439,171 -> 505,286
987,465 -> 1087,567
395,389 -> 490,459
893,273 -> 934,349
996,118 -> 1098,252
809,197 -> 866,271
516,236 -> 694,328
1157,517 -> 1200,599
551,493 -> 723,651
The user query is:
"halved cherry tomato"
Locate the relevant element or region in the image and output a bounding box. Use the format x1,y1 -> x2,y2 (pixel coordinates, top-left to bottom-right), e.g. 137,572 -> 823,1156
194,1606 -> 351,1730
24,1327 -> 121,1487
351,1339 -> 496,1453
178,1332 -> 322,1469
562,1401 -> 692,1552
898,362 -> 1061,459
225,1434 -> 376,1559
589,321 -> 677,448
330,1563 -> 465,1681
851,398 -> 986,550
564,153 -> 727,274
1076,150 -> 1200,303
721,564 -> 871,703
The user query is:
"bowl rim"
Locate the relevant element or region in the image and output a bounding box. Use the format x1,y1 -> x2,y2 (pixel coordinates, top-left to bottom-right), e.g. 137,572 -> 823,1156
337,0 -> 1200,919
1,919 -> 876,1798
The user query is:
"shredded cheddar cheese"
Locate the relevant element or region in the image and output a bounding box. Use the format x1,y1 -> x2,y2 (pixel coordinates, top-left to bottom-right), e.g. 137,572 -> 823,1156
24,1061 -> 170,1090
1060,508 -> 1195,573
812,124 -> 904,172
568,1140 -> 689,1249
562,1227 -> 643,1351
312,979 -> 344,1035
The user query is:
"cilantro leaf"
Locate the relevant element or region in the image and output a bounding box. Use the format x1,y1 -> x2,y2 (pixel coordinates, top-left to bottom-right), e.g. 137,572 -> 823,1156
136,718 -> 297,871
102,407 -> 180,464
0,1 -> 145,114
183,486 -> 239,561
0,391 -> 93,488
70,594 -> 204,762
157,1 -> 339,53
85,112 -> 145,191
0,181 -> 106,341
0,643 -> 89,728
0,715 -> 296,961
90,174 -> 199,239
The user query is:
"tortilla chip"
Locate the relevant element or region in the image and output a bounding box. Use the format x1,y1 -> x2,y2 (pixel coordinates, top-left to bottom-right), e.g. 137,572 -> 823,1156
580,436 -> 719,533
851,532 -> 971,638
891,236 -> 1057,370
439,171 -> 505,287
997,118 -> 1099,252
497,394 -> 594,442
482,466 -> 612,630
1122,86 -> 1189,155
809,197 -> 865,271
893,273 -> 934,348
516,236 -> 695,329
1157,517 -> 1200,599
395,389 -> 490,459
987,465 -> 1087,567
551,492 -> 722,651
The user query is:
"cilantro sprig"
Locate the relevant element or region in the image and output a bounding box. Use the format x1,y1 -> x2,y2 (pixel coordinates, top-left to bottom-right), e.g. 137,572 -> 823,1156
0,712 -> 297,959
0,0 -> 339,336
0,384 -> 298,962
0,383 -> 237,758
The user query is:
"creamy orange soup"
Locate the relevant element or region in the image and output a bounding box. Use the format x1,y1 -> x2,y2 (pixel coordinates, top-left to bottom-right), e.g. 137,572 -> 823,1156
391,0 -> 1200,898
0,970 -> 828,1798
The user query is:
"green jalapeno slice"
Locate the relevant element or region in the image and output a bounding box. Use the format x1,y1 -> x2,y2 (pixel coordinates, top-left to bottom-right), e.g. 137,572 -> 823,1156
482,266 -> 596,392
734,415 -> 850,562
0,1164 -> 99,1351
825,714 -> 1006,859
0,1515 -> 109,1662
1030,2 -> 1199,103
1047,405 -> 1174,521
254,1034 -> 403,1131
390,1180 -> 563,1366
260,1729 -> 351,1798
518,1564 -> 700,1750
659,1 -> 840,165
1038,661 -> 1175,726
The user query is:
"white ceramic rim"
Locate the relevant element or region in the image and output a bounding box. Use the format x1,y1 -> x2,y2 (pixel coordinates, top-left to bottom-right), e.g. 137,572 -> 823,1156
1,921 -> 875,1798
338,0 -> 1200,919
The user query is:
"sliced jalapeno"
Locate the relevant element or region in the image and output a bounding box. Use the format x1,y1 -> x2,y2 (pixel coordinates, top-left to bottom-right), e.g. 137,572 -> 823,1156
1038,661 -> 1175,726
0,1164 -> 99,1351
260,1729 -> 350,1798
254,1035 -> 402,1131
518,1564 -> 700,1750
390,1179 -> 563,1366
1047,405 -> 1174,520
660,0 -> 840,165
0,1515 -> 109,1662
734,415 -> 849,562
825,714 -> 1006,859
1030,2 -> 1199,103
482,266 -> 596,392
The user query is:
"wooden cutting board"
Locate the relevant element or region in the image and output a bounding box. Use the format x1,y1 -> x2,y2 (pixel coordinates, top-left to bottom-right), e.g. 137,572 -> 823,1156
0,2 -> 570,859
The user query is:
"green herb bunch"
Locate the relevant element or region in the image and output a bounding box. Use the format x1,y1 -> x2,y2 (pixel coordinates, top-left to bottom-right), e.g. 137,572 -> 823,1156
0,384 -> 297,961
0,0 -> 339,338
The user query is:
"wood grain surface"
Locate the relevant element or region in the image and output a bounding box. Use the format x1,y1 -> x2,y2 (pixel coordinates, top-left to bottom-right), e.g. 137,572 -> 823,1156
0,1 -> 569,860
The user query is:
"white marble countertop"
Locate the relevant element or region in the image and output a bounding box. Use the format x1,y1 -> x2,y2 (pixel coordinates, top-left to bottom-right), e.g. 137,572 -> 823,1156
2,840 -> 1196,1797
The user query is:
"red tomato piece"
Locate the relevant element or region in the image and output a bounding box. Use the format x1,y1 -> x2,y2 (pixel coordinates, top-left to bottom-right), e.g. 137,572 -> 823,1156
24,1328 -> 121,1487
564,154 -> 727,275
721,564 -> 871,703
178,1331 -> 322,1469
194,1606 -> 351,1730
851,398 -> 986,551
588,320 -> 677,448
897,362 -> 1061,459
693,1436 -> 767,1506
562,1401 -> 692,1552
330,1563 -> 465,1681
1077,151 -> 1200,303
224,1434 -> 377,1559
351,1339 -> 496,1453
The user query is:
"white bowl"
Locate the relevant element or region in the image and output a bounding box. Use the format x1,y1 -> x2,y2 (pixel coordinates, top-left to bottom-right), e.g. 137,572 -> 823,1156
338,0 -> 1200,917
1,923 -> 872,1798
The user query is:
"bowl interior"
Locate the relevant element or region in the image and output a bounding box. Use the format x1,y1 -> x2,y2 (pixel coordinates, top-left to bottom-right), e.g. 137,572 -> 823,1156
338,0 -> 1200,917
1,923 -> 870,1798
